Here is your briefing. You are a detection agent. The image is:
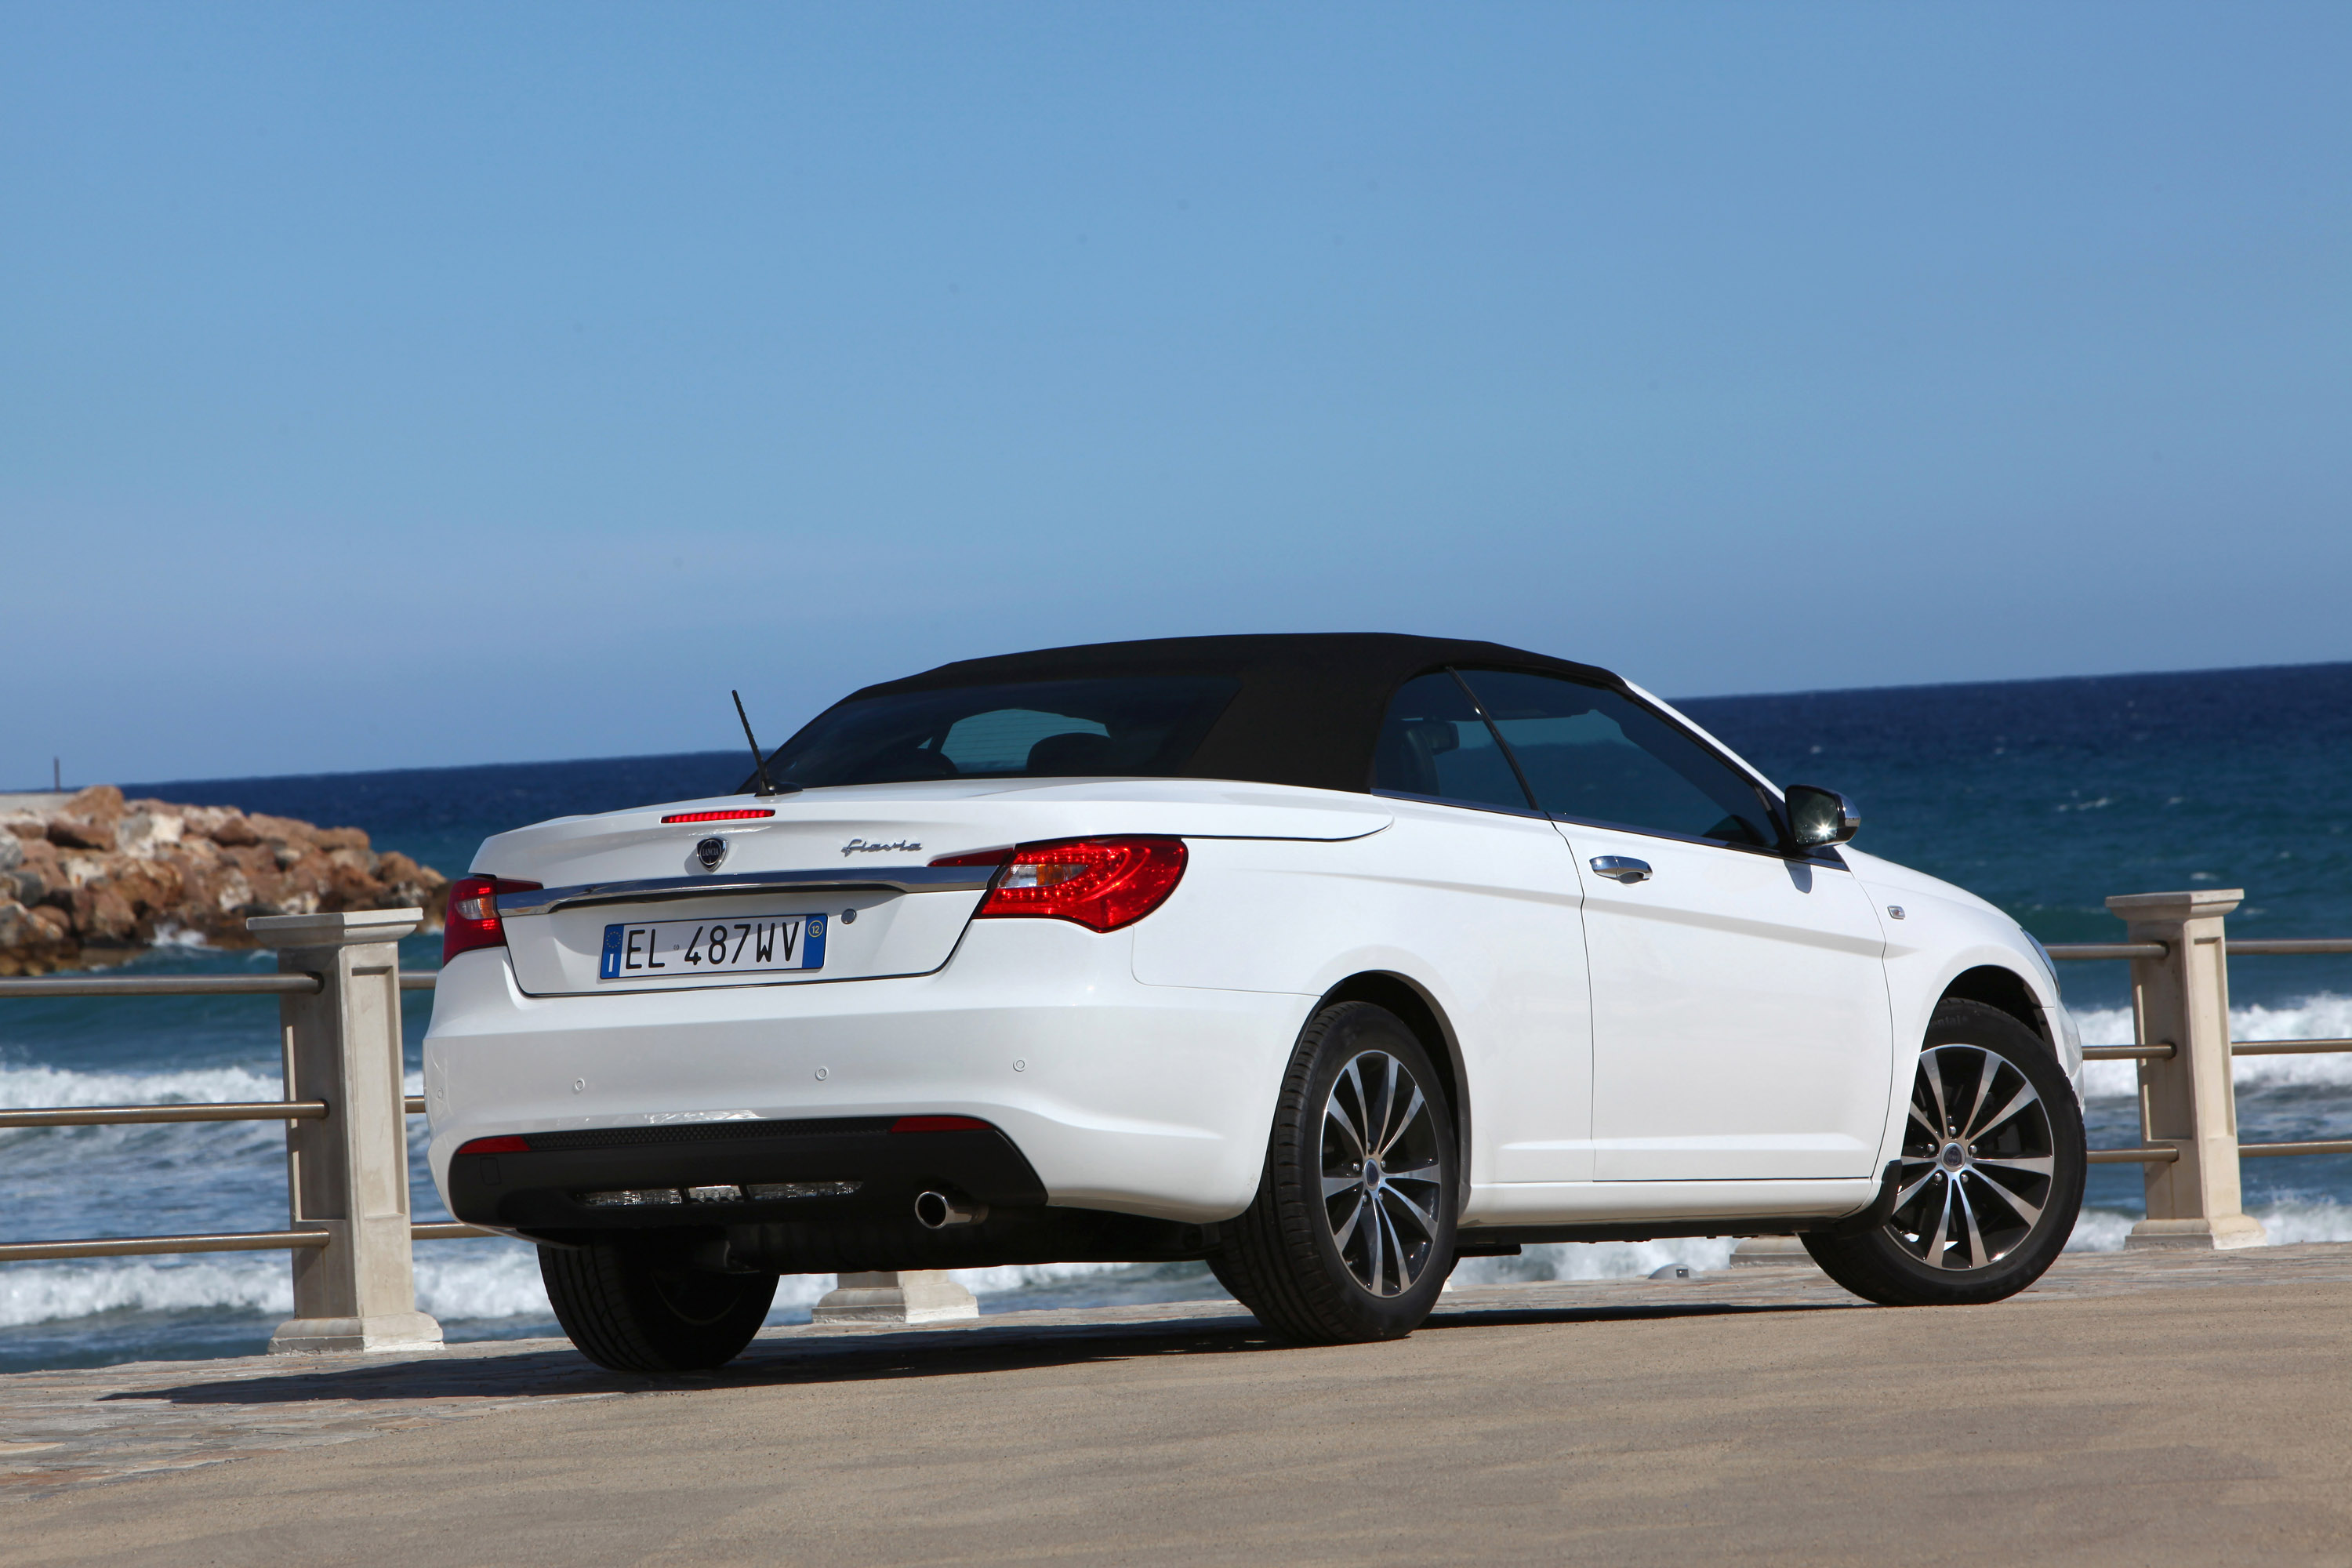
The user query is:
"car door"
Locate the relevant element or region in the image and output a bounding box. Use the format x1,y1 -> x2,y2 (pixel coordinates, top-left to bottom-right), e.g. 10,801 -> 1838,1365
1456,670 -> 1893,1183
1368,672 -> 1596,1185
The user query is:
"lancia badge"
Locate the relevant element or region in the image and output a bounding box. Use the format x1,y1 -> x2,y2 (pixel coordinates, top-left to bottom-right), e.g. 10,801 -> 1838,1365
696,837 -> 728,870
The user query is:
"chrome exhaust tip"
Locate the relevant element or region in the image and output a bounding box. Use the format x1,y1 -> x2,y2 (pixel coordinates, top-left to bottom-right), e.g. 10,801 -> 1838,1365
914,1190 -> 988,1229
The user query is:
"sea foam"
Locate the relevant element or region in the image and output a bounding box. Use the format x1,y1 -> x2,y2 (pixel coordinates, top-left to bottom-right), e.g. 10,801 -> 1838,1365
2073,993 -> 2352,1098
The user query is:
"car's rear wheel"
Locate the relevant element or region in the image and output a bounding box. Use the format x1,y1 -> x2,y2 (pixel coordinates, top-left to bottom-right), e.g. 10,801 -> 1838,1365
1803,999 -> 2085,1306
1211,1001 -> 1460,1344
539,1239 -> 779,1372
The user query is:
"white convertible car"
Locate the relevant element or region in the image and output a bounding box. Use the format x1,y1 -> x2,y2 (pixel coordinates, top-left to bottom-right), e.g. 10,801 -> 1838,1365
426,634 -> 2086,1370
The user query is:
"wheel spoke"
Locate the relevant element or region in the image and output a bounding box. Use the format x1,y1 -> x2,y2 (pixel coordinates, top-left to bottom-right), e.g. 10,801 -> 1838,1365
1970,1153 -> 2054,1178
1965,1171 -> 2044,1231
1371,1054 -> 1400,1154
1330,1193 -> 1366,1253
1380,1182 -> 1439,1238
1917,1051 -> 1954,1138
1381,1158 -> 1443,1185
1377,1084 -> 1427,1160
1380,1201 -> 1415,1294
1928,1178 -> 1958,1267
1363,1189 -> 1386,1292
1965,1080 -> 2042,1145
1893,1163 -> 1940,1211
1322,1172 -> 1363,1200
1956,1181 -> 1989,1269
1956,1047 -> 2001,1145
1327,1064 -> 1368,1162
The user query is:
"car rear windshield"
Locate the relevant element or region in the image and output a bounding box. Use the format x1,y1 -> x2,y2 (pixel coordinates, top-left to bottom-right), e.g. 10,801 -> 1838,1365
764,677 -> 1243,787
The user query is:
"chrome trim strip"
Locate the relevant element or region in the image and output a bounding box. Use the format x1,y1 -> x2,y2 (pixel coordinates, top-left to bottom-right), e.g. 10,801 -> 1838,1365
496,865 -> 994,917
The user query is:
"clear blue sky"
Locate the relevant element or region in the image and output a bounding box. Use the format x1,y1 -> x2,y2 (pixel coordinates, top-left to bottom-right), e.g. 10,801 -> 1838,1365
5,4 -> 2347,786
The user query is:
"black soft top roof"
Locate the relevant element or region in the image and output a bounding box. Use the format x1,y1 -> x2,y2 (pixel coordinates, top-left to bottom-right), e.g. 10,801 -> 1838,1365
837,633 -> 1625,795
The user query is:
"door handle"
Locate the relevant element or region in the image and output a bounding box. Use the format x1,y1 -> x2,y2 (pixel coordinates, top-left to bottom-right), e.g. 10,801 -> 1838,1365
1589,855 -> 1653,884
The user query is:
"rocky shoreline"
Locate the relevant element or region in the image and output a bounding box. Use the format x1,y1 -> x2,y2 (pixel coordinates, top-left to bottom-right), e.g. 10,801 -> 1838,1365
0,786 -> 448,975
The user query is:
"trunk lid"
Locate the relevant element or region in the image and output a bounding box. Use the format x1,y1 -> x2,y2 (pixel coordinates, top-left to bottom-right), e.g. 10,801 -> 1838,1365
474,778 -> 1388,996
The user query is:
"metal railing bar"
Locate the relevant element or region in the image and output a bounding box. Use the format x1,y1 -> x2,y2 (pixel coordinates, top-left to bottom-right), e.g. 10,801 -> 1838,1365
2232,1038 -> 2352,1056
2087,1148 -> 2181,1163
0,1229 -> 331,1262
2239,1139 -> 2352,1159
404,1094 -> 426,1115
399,971 -> 438,991
2045,938 -> 2352,961
2084,1040 -> 2348,1061
0,1101 -> 329,1128
0,973 -> 324,998
2226,938 -> 2352,956
412,1221 -> 497,1241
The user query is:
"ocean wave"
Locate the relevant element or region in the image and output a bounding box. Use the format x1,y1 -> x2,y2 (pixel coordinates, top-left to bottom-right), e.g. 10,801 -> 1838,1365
1450,1236 -> 1737,1287
0,1255 -> 290,1329
0,1061 -> 283,1112
0,1062 -> 296,1163
2074,994 -> 2352,1098
2066,1200 -> 2352,1251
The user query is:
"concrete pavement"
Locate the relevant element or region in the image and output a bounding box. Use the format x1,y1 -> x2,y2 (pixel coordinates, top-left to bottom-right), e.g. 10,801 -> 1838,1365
5,1246 -> 2351,1565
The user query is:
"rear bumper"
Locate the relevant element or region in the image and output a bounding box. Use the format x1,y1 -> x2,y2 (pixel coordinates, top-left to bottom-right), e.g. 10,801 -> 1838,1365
446,1116 -> 1047,1233
423,920 -> 1314,1227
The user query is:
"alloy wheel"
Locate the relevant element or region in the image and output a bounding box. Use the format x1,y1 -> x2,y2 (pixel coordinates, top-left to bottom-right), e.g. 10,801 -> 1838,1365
1319,1050 -> 1445,1296
1890,1044 -> 2058,1271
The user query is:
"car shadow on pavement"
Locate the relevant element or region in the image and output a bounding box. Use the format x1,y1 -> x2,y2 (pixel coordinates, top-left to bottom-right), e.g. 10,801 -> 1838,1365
102,1298 -> 1847,1408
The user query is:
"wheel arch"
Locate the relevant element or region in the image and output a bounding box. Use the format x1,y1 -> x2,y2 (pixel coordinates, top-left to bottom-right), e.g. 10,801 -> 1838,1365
1936,965 -> 2053,1050
1314,971 -> 1470,1183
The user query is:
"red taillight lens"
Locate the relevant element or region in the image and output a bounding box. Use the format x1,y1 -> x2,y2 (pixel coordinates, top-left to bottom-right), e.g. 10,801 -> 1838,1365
891,1116 -> 994,1133
442,875 -> 543,964
456,1134 -> 532,1156
930,848 -> 1014,868
661,808 -> 775,824
966,837 -> 1186,933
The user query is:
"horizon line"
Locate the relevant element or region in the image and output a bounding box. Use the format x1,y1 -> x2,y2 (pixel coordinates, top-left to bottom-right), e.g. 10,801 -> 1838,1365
11,652 -> 2348,797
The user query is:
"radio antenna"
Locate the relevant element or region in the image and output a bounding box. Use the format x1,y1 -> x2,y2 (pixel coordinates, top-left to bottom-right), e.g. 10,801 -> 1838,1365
732,690 -> 789,798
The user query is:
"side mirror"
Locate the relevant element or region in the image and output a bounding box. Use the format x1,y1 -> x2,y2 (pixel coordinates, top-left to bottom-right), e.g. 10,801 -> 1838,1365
1784,785 -> 1859,848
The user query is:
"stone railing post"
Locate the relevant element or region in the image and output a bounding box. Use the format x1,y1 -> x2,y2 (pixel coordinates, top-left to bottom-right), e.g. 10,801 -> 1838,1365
249,909 -> 445,1352
811,1271 -> 979,1324
2107,890 -> 2266,1250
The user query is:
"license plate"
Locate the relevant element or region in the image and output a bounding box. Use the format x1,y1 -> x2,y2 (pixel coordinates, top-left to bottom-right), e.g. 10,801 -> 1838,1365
599,914 -> 826,981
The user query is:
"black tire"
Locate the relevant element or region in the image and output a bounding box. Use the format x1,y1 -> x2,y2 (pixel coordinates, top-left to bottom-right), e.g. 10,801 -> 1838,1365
539,1239 -> 779,1372
1804,999 -> 2086,1307
1211,1001 -> 1460,1344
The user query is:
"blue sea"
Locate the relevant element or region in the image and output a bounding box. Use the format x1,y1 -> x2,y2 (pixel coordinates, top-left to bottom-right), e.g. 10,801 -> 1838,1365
4,661 -> 2349,1371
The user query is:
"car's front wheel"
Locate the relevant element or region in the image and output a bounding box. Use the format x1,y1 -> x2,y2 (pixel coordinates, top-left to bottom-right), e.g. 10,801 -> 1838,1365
539,1239 -> 779,1372
1804,999 -> 2086,1306
1211,1001 -> 1460,1344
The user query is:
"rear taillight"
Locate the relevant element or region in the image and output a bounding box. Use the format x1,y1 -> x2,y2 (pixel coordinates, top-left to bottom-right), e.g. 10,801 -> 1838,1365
934,837 -> 1186,933
442,875 -> 544,964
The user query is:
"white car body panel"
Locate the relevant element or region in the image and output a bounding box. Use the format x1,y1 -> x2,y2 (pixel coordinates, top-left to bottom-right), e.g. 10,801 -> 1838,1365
426,700 -> 2073,1246
1560,819 -> 1894,1181
1131,800 -> 1597,1194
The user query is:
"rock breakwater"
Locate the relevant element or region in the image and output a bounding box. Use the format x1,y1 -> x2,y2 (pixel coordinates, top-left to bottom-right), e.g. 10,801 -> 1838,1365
0,786 -> 448,975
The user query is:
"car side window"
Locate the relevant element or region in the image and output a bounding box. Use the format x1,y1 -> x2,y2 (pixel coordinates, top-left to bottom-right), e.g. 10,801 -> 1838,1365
1456,670 -> 1780,848
1371,673 -> 1535,813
